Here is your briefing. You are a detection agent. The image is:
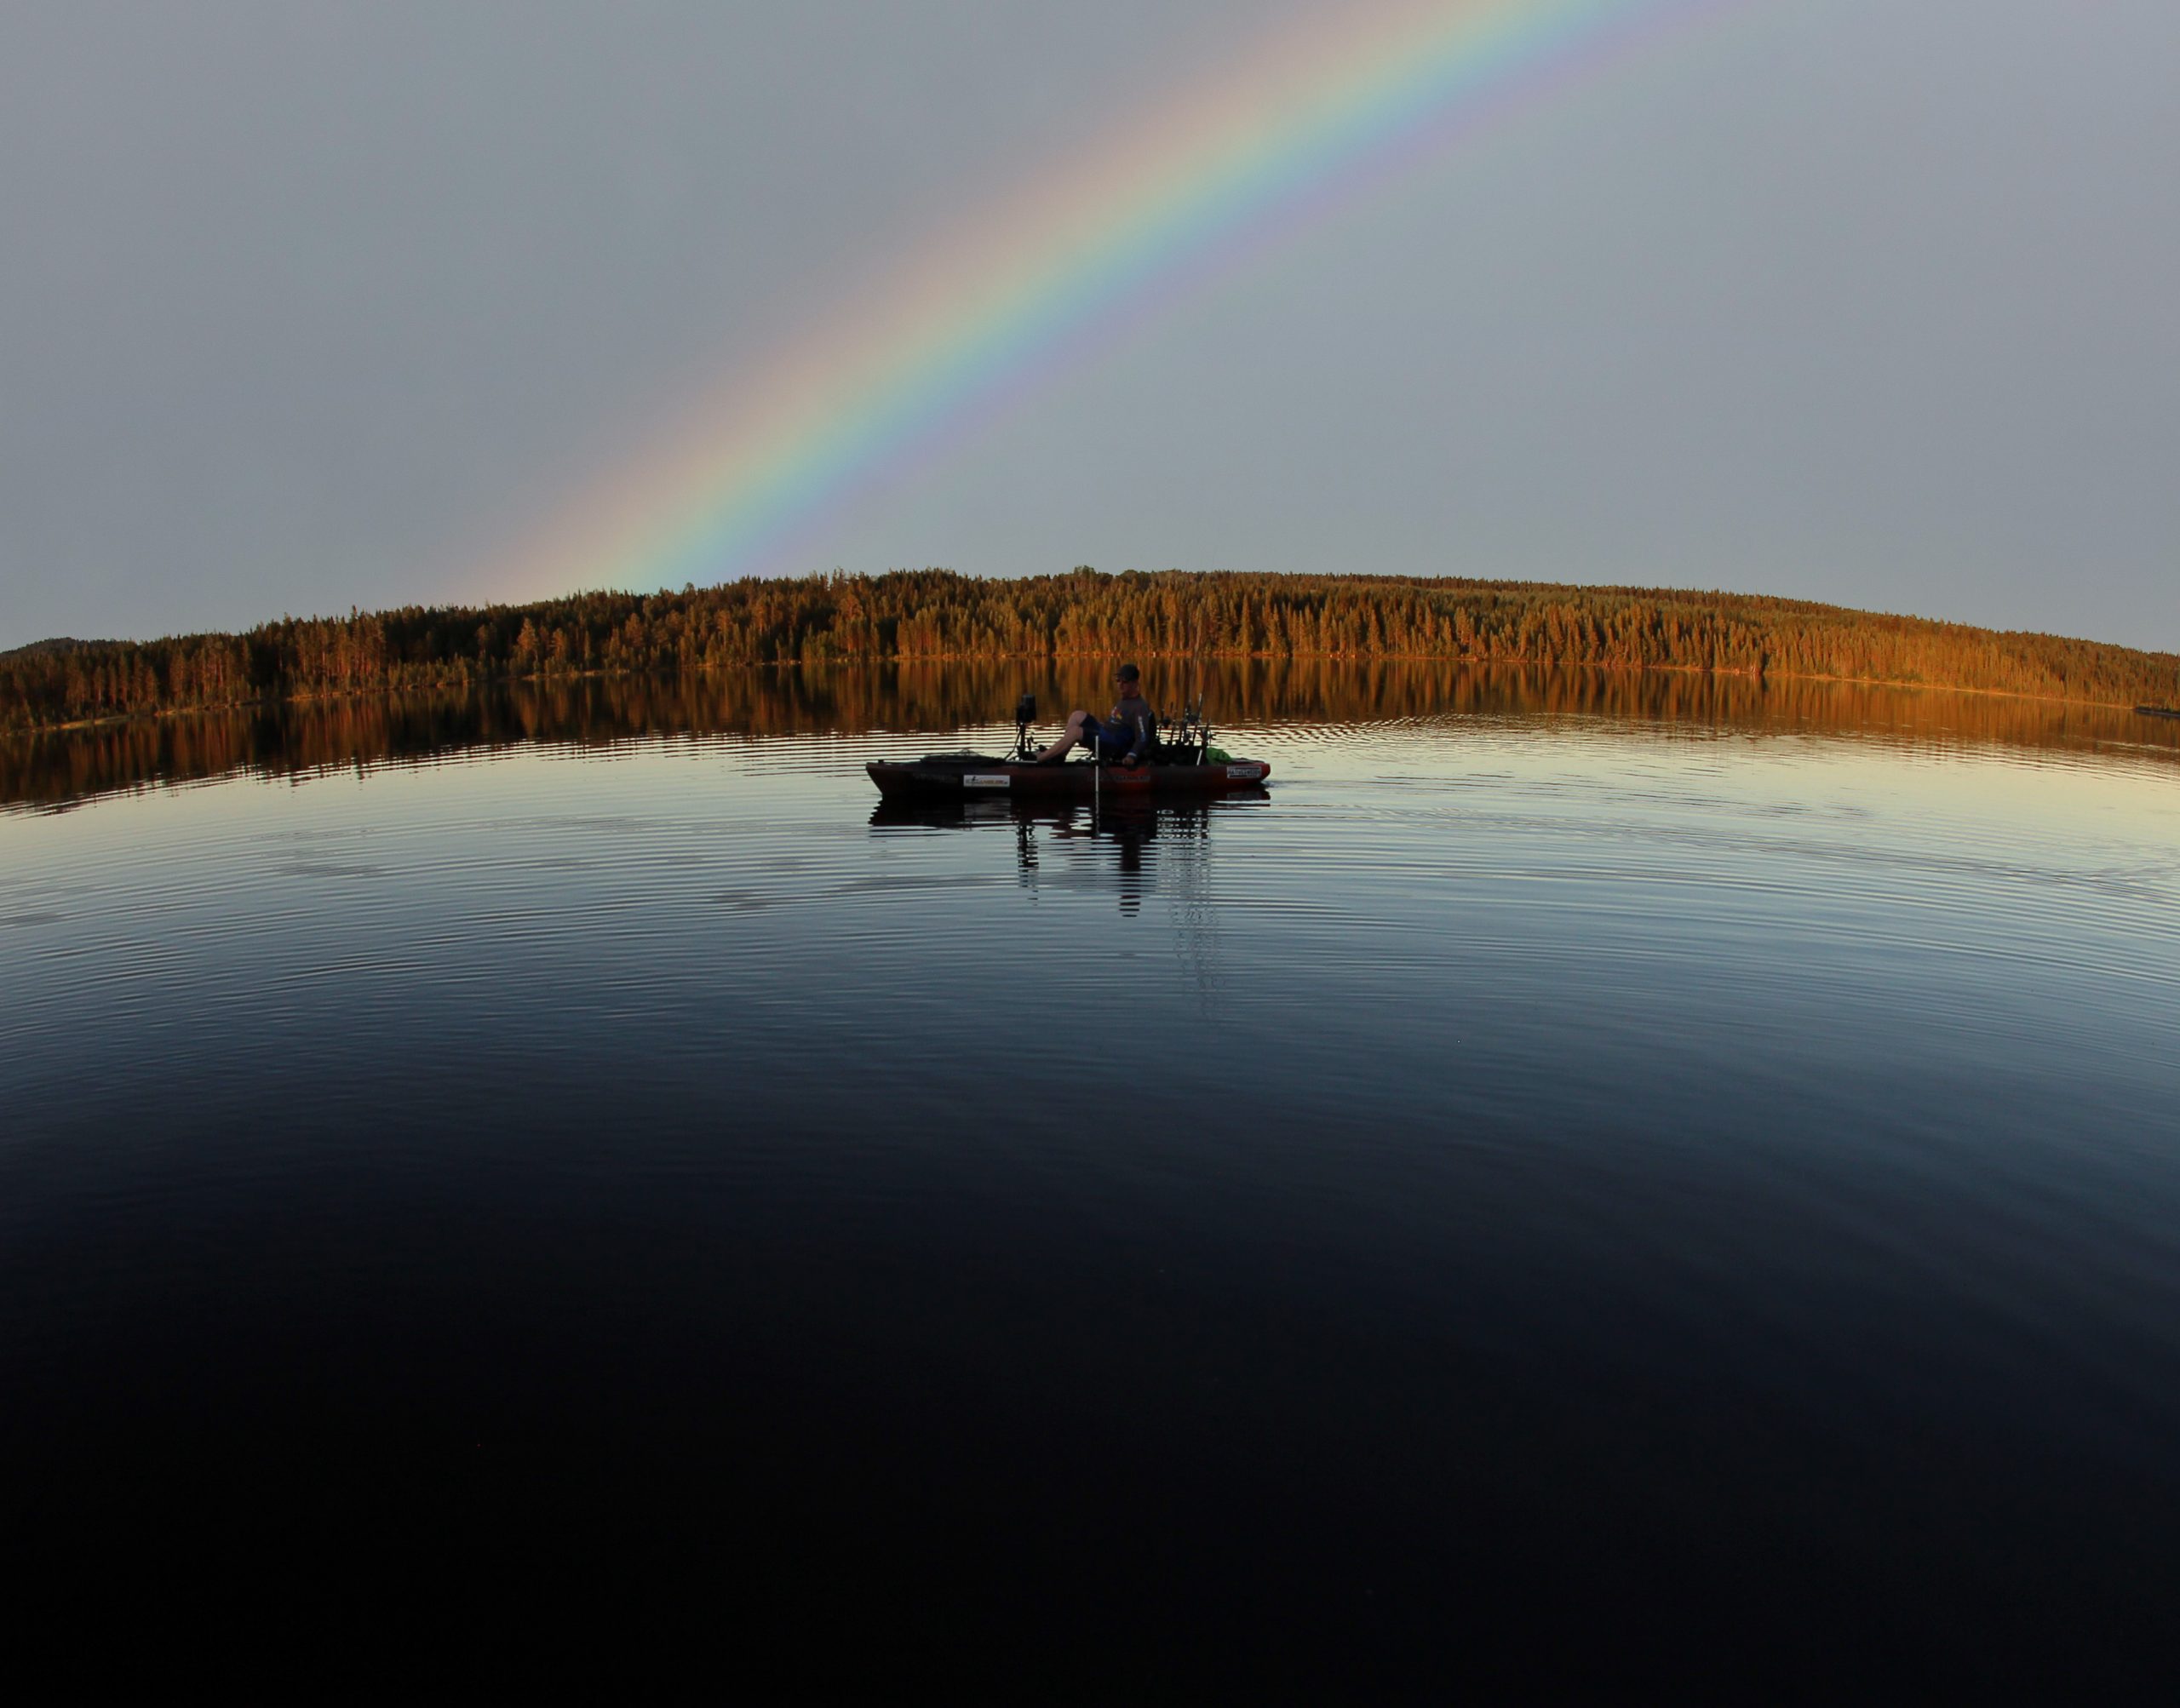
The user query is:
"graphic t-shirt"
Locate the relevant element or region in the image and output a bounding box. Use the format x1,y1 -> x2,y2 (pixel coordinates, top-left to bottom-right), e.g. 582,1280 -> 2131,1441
1106,695 -> 1158,755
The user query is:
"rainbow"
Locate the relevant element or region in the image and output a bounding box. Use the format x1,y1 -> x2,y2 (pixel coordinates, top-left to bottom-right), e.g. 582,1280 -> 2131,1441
490,0 -> 1735,602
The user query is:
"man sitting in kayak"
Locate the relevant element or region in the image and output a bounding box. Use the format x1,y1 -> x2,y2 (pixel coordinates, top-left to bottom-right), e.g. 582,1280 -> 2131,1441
1035,662 -> 1158,765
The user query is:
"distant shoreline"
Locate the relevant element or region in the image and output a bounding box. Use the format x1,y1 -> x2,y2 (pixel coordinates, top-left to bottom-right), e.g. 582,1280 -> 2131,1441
5,570 -> 2176,735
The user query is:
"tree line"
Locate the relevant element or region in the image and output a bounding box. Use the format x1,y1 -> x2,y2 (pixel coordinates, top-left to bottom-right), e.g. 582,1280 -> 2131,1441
4,569 -> 2175,732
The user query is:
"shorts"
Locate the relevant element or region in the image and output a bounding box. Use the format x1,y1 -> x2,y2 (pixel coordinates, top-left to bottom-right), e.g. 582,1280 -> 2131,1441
1081,715 -> 1134,759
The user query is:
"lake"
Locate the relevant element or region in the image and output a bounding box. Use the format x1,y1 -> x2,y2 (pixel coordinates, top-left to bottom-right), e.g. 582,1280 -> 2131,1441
4,663 -> 2178,1692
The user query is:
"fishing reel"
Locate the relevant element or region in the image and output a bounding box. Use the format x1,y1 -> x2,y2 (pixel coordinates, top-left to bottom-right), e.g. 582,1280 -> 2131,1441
1011,691 -> 1038,760
1176,696 -> 1213,760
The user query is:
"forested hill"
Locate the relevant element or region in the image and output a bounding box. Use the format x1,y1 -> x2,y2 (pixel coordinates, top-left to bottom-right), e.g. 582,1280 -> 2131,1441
4,569 -> 2175,732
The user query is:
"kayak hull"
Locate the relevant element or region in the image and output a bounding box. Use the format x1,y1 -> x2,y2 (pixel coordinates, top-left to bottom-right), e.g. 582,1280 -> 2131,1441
867,754 -> 1271,800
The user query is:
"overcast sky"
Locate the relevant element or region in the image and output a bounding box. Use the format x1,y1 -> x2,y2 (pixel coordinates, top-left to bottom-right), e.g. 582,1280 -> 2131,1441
2,0 -> 2174,650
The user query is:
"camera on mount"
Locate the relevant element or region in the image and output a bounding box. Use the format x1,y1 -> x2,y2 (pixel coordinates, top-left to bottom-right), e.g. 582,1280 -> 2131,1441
1008,691 -> 1041,761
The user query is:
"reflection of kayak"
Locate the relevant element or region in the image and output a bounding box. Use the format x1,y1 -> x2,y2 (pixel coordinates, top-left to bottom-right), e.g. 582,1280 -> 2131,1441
2138,706 -> 2180,721
869,787 -> 1270,830
867,752 -> 1271,800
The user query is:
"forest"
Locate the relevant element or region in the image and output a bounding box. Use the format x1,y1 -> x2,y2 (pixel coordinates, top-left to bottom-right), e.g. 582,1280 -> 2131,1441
4,569 -> 2176,733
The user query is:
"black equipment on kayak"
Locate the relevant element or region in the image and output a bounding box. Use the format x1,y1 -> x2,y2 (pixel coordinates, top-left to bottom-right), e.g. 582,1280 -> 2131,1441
868,685 -> 1269,800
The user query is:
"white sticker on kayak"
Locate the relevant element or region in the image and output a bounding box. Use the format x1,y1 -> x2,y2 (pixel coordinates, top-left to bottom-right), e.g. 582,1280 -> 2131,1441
1226,764 -> 1260,779
964,773 -> 1012,788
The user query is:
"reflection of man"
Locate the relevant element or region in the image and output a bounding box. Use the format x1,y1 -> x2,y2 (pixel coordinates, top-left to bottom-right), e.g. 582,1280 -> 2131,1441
1036,662 -> 1158,765
1046,800 -> 1154,916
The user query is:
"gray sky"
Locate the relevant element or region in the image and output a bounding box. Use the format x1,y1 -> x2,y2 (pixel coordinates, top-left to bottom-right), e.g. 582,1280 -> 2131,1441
2,0 -> 2175,650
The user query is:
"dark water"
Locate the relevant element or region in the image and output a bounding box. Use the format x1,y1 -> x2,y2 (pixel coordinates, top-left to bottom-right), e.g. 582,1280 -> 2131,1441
5,667 -> 2178,1691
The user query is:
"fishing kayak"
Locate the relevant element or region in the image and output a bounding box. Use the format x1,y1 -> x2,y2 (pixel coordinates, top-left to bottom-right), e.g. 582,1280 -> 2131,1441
867,751 -> 1271,800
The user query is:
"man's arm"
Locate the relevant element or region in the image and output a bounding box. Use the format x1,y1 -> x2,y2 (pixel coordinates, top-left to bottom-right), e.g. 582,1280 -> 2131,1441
1125,706 -> 1156,762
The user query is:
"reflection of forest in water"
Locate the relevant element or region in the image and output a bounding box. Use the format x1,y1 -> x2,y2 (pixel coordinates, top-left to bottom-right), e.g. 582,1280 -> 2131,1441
7,660 -> 2177,811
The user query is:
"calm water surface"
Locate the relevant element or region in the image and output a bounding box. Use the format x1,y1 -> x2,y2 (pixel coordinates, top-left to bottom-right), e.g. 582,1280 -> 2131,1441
4,669 -> 2178,1690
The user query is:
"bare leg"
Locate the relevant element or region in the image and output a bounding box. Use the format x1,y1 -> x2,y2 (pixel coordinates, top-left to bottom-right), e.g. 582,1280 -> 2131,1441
1035,710 -> 1093,763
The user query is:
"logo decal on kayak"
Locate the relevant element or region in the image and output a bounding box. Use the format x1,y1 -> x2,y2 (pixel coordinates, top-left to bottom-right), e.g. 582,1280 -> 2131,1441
964,774 -> 1012,788
1226,765 -> 1260,780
